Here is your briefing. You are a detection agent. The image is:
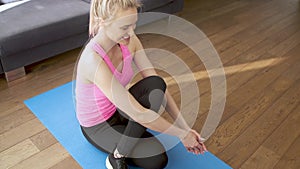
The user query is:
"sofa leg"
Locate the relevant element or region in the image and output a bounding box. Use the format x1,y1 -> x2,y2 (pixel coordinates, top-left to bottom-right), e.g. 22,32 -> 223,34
5,67 -> 26,82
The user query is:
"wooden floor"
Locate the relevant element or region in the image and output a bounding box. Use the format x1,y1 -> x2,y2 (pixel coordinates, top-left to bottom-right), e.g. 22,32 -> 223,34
1,0 -> 300,168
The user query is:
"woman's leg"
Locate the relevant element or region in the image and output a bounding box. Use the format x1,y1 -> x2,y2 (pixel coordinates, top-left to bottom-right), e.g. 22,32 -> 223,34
81,111 -> 129,154
117,76 -> 168,169
81,76 -> 168,168
116,76 -> 167,156
126,131 -> 168,169
81,117 -> 168,169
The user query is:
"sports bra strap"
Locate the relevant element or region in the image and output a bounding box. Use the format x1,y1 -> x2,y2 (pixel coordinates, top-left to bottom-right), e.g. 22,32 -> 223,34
92,42 -> 116,73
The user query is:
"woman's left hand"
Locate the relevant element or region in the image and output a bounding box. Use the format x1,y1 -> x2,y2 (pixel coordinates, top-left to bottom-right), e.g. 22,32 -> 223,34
186,130 -> 207,155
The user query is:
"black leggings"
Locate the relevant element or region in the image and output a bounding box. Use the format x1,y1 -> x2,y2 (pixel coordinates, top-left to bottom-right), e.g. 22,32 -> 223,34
81,76 -> 168,169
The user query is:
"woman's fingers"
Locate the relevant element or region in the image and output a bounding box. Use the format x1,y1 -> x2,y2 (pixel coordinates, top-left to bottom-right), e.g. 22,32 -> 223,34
190,130 -> 208,153
183,130 -> 208,155
187,142 -> 202,154
187,145 -> 206,155
187,147 -> 196,154
186,146 -> 198,154
201,142 -> 208,152
194,141 -> 207,154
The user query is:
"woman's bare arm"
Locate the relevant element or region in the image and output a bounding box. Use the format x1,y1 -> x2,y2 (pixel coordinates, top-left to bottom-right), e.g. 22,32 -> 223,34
132,35 -> 191,131
78,46 -> 187,140
131,35 -> 206,154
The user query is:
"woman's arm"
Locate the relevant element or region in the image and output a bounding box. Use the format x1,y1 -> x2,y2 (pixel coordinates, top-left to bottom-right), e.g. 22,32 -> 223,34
164,90 -> 191,130
132,35 -> 191,131
79,48 -> 188,140
132,35 -> 207,154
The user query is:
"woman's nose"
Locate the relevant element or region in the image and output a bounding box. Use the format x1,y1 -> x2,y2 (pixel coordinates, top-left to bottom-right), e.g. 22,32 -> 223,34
128,27 -> 135,36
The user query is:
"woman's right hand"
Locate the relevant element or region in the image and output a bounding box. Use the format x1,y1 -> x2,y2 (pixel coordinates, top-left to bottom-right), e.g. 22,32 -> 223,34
181,129 -> 207,154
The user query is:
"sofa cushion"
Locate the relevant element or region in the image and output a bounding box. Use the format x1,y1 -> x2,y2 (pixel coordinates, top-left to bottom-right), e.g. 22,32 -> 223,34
0,0 -> 90,57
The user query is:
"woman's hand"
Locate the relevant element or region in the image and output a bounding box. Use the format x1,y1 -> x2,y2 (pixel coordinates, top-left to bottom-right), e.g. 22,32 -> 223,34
181,129 -> 207,155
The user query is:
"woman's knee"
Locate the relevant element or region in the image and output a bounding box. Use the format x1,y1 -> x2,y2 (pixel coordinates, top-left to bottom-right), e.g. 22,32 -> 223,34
132,75 -> 166,92
128,75 -> 166,111
145,75 -> 166,91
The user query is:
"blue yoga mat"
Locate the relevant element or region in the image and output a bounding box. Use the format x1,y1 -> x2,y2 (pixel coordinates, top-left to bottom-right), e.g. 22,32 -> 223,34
24,82 -> 232,169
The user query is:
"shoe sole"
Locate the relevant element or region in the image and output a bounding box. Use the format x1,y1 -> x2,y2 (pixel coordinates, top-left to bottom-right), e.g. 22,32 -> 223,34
105,156 -> 113,169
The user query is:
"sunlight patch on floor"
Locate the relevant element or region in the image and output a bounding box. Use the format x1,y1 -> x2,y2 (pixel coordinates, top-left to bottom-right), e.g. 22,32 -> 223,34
164,57 -> 285,85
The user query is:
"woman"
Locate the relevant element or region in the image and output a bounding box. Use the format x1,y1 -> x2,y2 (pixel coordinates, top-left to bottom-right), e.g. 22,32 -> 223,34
75,0 -> 207,168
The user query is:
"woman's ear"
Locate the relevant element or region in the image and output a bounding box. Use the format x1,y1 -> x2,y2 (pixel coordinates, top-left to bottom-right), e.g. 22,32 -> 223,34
89,17 -> 105,37
97,17 -> 105,27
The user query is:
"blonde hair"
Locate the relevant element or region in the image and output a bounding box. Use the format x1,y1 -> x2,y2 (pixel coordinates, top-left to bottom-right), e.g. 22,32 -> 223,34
89,0 -> 141,37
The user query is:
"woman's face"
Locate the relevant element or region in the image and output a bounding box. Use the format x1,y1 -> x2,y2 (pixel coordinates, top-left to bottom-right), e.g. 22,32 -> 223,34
103,7 -> 138,46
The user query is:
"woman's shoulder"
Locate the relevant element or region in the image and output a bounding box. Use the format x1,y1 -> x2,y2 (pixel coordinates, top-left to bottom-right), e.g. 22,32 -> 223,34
79,42 -> 104,66
77,42 -> 106,81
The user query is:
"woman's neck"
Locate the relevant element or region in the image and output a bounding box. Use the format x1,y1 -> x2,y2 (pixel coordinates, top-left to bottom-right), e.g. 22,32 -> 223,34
93,29 -> 117,54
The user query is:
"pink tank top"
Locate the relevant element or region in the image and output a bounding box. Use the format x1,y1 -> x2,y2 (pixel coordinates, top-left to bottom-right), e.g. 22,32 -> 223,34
76,42 -> 134,127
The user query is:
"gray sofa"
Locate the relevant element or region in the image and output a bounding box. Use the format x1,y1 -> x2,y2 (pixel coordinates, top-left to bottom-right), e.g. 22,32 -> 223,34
0,0 -> 184,81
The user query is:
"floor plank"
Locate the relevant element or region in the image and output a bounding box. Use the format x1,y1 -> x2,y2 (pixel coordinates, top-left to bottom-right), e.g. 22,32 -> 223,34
195,41 -> 300,133
0,104 -> 35,134
217,78 -> 300,167
0,118 -> 45,152
206,54 -> 300,154
273,135 -> 300,169
0,139 -> 40,169
9,143 -> 69,169
240,104 -> 300,168
30,130 -> 57,151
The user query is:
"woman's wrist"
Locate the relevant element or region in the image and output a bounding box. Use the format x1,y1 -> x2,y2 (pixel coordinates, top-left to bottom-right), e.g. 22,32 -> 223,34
174,112 -> 192,131
180,122 -> 191,131
177,128 -> 190,141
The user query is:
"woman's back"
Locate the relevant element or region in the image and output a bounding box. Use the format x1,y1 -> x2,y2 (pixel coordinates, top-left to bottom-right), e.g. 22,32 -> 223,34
75,41 -> 134,127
